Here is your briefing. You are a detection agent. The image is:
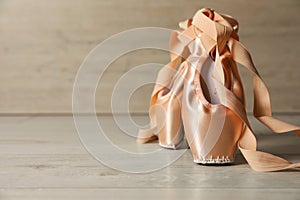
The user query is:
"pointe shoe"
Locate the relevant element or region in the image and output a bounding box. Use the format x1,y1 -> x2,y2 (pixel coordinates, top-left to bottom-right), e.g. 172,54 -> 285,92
154,63 -> 188,149
182,40 -> 244,164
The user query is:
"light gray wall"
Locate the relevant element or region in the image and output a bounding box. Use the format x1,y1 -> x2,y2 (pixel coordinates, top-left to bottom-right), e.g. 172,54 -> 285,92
0,0 -> 299,114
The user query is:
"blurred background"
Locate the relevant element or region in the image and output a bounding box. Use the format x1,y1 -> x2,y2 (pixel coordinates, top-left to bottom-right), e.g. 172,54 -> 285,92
0,0 -> 299,115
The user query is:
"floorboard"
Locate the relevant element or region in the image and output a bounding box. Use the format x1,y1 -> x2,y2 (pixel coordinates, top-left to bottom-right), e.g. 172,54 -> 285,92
0,116 -> 299,199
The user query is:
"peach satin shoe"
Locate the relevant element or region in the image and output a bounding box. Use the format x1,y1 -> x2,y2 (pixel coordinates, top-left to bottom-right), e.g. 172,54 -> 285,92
181,38 -> 244,163
154,65 -> 185,149
136,54 -> 187,149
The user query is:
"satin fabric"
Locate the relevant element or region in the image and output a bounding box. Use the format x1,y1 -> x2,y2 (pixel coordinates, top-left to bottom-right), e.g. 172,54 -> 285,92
154,63 -> 185,148
181,39 -> 243,163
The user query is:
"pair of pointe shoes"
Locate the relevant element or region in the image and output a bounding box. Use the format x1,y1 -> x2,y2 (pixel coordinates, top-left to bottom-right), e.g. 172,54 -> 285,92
138,8 -> 300,171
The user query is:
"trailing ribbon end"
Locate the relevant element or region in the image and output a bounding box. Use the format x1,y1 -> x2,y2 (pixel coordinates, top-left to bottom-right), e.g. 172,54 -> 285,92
136,127 -> 158,144
239,148 -> 297,172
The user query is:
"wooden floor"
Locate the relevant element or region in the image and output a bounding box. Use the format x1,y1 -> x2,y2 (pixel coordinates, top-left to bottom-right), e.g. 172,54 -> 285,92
0,115 -> 299,199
